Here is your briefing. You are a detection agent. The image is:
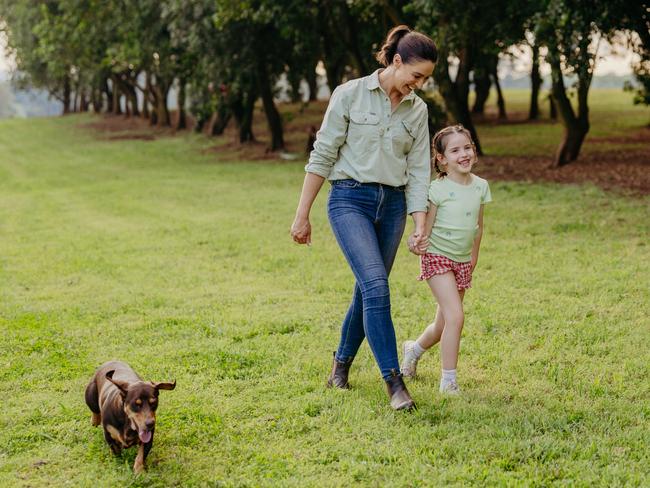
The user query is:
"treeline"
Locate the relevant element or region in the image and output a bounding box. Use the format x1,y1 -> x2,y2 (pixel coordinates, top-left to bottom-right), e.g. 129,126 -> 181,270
0,1 -> 648,166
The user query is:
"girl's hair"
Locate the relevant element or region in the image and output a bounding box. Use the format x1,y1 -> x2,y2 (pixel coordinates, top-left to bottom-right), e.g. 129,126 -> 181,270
431,125 -> 477,178
375,25 -> 438,67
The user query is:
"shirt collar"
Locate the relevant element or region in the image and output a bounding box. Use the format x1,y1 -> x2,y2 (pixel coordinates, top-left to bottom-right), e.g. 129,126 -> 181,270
366,69 -> 416,103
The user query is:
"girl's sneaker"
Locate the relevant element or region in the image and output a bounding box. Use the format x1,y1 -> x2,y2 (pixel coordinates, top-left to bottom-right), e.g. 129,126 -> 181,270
401,340 -> 420,378
439,380 -> 460,395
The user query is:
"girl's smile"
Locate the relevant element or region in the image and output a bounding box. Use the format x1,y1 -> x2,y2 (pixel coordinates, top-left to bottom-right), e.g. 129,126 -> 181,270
437,133 -> 477,182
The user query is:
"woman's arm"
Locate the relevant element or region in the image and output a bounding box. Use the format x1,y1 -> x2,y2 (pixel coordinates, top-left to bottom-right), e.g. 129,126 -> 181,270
292,86 -> 349,245
409,204 -> 437,255
470,205 -> 485,271
290,173 -> 326,245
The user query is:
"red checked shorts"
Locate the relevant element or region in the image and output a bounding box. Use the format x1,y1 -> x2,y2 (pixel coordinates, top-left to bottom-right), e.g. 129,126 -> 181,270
418,253 -> 473,290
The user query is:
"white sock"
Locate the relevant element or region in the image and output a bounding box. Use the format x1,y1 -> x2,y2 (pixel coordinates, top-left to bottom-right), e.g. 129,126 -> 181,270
412,341 -> 426,359
441,368 -> 457,385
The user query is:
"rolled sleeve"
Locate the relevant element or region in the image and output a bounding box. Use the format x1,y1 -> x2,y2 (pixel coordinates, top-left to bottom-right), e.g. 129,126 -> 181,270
305,86 -> 349,178
404,115 -> 431,214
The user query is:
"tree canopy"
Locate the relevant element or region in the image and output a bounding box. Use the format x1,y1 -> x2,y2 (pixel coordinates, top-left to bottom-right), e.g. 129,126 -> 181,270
1,0 -> 647,162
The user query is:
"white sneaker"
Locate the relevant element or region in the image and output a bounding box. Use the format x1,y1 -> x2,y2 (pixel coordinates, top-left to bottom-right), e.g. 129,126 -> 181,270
401,340 -> 420,378
439,380 -> 461,395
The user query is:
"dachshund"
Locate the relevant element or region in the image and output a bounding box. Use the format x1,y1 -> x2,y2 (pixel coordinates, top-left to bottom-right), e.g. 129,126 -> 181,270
85,361 -> 175,473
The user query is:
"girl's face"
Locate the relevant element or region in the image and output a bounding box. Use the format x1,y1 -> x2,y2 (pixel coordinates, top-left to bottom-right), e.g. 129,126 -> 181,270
437,132 -> 476,176
393,56 -> 434,95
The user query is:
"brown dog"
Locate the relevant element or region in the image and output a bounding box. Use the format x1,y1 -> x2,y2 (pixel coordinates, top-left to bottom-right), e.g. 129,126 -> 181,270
85,361 -> 175,473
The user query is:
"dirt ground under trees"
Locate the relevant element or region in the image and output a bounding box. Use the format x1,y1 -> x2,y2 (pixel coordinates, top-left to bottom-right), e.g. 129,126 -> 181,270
81,107 -> 650,196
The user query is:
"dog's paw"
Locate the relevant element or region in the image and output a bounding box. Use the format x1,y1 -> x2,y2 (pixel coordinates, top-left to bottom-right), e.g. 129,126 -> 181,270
91,413 -> 101,427
133,461 -> 145,475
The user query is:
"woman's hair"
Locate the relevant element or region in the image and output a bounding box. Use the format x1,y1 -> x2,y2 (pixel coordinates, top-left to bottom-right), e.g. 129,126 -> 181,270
375,25 -> 438,67
431,125 -> 476,178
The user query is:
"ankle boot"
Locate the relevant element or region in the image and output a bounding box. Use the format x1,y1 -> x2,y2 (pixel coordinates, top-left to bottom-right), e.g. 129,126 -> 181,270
327,352 -> 353,389
385,370 -> 416,411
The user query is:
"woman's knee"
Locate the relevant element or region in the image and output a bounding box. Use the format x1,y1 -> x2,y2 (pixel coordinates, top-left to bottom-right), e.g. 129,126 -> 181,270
360,276 -> 390,299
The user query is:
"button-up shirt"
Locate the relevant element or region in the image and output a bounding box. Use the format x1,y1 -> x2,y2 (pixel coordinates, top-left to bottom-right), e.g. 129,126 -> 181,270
305,69 -> 431,214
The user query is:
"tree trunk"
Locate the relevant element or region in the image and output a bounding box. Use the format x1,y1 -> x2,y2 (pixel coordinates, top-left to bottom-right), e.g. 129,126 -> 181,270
342,5 -> 369,76
152,79 -> 171,126
125,82 -> 139,117
549,55 -> 590,166
319,5 -> 346,90
491,60 -> 507,120
528,43 -> 541,120
211,100 -> 231,135
433,43 -> 483,155
91,88 -> 102,113
231,91 -> 256,143
472,68 -> 491,115
306,64 -> 318,102
176,79 -> 187,130
258,61 -> 285,151
62,75 -> 71,114
80,90 -> 89,112
549,93 -> 557,120
141,72 -> 151,119
239,100 -> 255,143
111,76 -> 122,115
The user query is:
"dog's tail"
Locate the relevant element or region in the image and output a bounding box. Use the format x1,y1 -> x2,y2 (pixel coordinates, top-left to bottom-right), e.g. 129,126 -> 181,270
84,377 -> 101,414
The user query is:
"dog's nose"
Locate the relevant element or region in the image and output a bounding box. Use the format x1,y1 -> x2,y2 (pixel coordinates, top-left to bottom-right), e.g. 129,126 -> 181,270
145,419 -> 155,430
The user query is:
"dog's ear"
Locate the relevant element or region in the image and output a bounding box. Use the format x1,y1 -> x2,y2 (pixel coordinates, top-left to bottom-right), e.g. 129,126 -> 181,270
106,370 -> 130,396
152,380 -> 176,391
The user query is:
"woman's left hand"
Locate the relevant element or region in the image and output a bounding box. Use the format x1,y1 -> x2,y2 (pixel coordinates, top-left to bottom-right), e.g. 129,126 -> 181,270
407,233 -> 427,255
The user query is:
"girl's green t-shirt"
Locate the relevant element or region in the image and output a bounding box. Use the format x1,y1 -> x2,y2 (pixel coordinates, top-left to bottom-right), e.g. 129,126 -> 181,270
427,174 -> 492,262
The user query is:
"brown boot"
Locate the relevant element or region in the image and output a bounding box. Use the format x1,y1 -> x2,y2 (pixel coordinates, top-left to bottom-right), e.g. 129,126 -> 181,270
327,352 -> 353,389
385,370 -> 416,411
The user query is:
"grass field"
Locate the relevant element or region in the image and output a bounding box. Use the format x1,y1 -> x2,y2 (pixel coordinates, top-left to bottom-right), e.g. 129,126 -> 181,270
0,91 -> 649,486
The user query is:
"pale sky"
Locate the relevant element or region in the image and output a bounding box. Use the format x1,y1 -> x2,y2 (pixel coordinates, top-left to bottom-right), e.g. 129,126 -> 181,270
504,34 -> 638,77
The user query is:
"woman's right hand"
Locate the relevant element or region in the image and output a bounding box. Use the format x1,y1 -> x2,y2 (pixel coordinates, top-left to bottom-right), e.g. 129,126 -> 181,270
291,214 -> 312,245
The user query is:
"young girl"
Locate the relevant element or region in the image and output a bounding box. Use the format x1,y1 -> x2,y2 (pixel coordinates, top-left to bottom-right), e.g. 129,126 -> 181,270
401,125 -> 491,394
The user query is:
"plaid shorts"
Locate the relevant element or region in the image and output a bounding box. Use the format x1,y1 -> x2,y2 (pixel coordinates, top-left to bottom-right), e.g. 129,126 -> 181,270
418,253 -> 473,290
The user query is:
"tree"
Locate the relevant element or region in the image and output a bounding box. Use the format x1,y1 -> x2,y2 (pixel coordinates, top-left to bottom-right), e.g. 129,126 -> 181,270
535,0 -> 640,166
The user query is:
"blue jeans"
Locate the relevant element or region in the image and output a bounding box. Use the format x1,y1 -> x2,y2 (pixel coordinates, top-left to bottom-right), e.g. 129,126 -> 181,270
327,179 -> 407,379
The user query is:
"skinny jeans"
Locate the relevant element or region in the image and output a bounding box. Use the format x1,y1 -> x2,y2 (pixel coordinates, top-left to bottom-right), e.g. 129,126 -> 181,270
327,179 -> 406,379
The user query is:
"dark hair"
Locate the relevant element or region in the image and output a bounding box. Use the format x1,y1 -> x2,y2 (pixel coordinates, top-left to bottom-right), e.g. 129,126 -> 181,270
375,25 -> 438,67
431,125 -> 477,179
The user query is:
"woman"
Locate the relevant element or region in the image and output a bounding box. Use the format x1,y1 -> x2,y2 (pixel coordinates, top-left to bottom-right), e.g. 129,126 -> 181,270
291,25 -> 437,410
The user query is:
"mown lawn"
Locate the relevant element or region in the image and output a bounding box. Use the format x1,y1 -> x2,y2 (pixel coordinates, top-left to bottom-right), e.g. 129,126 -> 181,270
0,97 -> 648,486
474,89 -> 650,157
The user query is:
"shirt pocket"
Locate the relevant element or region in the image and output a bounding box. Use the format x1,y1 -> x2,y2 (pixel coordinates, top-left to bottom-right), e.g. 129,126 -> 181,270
348,111 -> 380,154
391,119 -> 416,156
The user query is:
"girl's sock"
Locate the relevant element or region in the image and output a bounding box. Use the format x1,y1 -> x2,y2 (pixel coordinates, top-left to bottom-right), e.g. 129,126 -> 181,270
441,368 -> 457,385
412,341 -> 426,359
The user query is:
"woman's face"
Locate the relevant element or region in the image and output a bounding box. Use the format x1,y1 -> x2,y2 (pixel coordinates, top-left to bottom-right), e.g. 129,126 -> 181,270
393,56 -> 435,95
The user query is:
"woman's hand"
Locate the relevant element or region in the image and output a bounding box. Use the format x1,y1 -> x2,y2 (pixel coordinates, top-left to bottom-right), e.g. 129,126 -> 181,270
407,232 -> 427,255
291,214 -> 312,245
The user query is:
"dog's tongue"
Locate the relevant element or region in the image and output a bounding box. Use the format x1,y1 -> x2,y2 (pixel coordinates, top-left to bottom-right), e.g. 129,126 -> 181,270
139,430 -> 152,443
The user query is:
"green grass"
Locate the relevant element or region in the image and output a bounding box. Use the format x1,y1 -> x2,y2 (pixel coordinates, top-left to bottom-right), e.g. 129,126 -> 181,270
0,99 -> 649,486
475,89 -> 650,157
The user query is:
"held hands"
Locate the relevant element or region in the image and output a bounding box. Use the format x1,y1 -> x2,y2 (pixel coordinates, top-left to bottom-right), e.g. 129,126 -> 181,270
407,232 -> 428,255
290,214 -> 312,245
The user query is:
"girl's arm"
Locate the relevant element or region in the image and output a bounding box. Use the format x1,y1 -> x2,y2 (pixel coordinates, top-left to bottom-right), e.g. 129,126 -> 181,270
470,205 -> 485,271
291,173 -> 326,245
409,204 -> 437,255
